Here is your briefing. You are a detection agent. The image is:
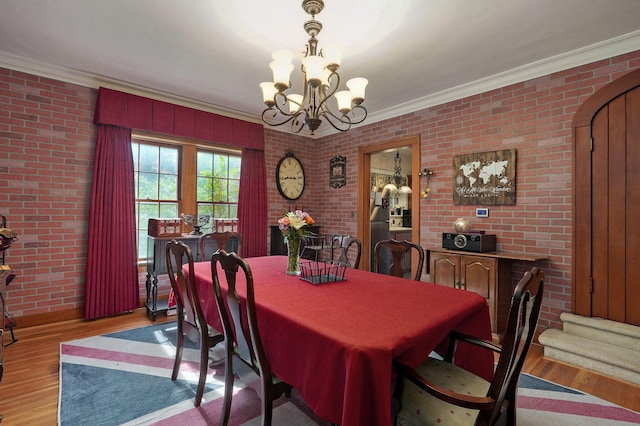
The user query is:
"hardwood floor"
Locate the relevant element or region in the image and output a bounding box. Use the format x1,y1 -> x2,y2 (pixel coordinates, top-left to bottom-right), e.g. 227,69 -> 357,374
0,308 -> 638,425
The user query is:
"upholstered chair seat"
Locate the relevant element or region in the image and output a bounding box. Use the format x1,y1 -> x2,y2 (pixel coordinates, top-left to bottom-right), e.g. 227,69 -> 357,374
396,357 -> 490,425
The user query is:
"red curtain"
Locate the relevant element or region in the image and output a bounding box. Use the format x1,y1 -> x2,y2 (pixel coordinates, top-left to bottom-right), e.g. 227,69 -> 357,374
84,125 -> 139,319
238,148 -> 268,257
85,88 -> 269,318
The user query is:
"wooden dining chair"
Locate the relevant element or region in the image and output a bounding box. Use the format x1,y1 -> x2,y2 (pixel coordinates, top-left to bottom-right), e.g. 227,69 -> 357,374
198,231 -> 242,261
165,240 -> 224,407
211,249 -> 292,426
373,239 -> 425,281
330,235 -> 362,269
299,233 -> 327,261
392,267 -> 545,426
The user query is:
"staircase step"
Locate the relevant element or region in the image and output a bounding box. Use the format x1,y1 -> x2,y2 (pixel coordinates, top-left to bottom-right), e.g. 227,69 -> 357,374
560,312 -> 640,351
539,329 -> 640,385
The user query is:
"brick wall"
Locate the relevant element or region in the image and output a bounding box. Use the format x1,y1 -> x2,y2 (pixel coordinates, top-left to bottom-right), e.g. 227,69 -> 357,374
264,51 -> 640,331
2,49 -> 640,329
0,68 -> 96,317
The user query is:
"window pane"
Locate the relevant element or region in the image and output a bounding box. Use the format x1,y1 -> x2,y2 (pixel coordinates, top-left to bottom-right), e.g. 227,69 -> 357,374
160,147 -> 178,174
229,156 -> 241,179
159,203 -> 178,217
159,174 -> 178,200
197,151 -> 213,175
139,172 -> 159,199
213,154 -> 227,178
139,145 -> 159,172
229,179 -> 239,201
214,204 -> 229,217
139,202 -> 159,228
213,179 -> 227,202
138,230 -> 148,261
132,143 -> 139,170
197,176 -> 213,201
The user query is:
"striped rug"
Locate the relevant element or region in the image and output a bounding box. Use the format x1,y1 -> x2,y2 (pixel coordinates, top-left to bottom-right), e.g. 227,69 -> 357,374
59,322 -> 640,425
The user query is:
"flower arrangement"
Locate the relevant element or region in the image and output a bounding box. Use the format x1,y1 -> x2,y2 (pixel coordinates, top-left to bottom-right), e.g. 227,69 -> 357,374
278,210 -> 315,275
278,209 -> 315,239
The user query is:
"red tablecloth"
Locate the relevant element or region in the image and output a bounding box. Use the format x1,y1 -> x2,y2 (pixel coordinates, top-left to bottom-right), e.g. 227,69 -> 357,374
187,256 -> 493,426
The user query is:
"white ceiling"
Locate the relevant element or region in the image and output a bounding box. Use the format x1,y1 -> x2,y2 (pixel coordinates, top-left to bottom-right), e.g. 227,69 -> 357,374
1,0 -> 640,137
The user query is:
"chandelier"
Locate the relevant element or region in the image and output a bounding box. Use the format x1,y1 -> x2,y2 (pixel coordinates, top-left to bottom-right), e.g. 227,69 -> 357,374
259,0 -> 368,135
384,151 -> 412,194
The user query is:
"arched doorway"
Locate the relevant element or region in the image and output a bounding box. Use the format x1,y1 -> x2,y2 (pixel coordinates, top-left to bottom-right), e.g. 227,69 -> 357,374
573,68 -> 640,326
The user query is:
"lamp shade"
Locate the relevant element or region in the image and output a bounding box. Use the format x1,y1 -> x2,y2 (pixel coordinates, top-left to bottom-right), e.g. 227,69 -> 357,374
302,55 -> 326,85
270,50 -> 294,90
260,82 -> 278,106
347,77 -> 368,104
334,90 -> 352,114
323,43 -> 343,68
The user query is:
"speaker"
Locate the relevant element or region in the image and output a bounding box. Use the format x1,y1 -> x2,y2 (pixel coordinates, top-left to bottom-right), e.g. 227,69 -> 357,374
442,233 -> 496,252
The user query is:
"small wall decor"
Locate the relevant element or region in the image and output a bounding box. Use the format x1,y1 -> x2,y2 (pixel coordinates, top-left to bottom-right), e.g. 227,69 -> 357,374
329,156 -> 347,188
453,149 -> 516,205
418,168 -> 434,198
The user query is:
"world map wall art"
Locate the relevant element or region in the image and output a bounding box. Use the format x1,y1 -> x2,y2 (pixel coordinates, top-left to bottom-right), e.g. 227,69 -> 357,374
452,148 -> 516,205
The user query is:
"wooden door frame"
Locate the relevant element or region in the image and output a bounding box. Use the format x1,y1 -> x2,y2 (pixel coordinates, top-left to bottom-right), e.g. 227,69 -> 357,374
357,135 -> 421,272
572,68 -> 640,316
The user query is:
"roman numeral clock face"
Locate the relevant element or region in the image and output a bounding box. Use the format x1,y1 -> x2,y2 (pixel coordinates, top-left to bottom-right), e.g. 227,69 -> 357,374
276,152 -> 305,200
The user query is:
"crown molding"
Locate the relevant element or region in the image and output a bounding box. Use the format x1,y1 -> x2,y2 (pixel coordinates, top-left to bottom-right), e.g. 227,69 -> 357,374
2,30 -> 639,140
0,51 -> 260,125
365,30 -> 640,130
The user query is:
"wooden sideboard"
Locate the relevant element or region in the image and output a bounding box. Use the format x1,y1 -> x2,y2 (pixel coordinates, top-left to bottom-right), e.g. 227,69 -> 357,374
427,247 -> 547,342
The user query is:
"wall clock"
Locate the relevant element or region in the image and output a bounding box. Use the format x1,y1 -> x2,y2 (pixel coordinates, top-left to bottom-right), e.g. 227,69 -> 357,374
276,150 -> 306,200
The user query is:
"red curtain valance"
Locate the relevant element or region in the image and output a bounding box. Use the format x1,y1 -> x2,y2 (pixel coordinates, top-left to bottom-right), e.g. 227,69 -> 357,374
94,87 -> 264,150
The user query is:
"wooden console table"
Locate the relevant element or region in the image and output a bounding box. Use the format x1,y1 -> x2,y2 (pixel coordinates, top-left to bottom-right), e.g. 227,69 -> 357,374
145,234 -> 200,320
426,247 -> 547,342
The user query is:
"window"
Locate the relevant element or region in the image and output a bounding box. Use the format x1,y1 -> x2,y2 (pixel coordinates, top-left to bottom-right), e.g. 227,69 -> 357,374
196,151 -> 241,227
132,134 -> 241,261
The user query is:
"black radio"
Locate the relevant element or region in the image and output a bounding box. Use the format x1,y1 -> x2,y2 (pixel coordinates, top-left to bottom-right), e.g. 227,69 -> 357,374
442,233 -> 496,252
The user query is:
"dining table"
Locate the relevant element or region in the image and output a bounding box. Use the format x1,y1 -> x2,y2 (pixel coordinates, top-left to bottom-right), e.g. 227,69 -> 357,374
187,255 -> 494,426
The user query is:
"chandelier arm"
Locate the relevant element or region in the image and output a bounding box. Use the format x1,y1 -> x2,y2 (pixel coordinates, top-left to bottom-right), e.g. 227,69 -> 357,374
348,105 -> 368,124
314,70 -> 340,115
290,115 -> 306,133
319,110 -> 352,132
261,108 -> 303,128
272,92 -> 296,117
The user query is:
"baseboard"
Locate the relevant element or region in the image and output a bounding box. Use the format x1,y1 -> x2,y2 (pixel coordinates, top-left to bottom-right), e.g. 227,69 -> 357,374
15,307 -> 84,328
13,299 -> 157,328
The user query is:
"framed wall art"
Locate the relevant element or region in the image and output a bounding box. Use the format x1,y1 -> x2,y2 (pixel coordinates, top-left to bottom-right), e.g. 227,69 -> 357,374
453,148 -> 516,205
329,156 -> 347,188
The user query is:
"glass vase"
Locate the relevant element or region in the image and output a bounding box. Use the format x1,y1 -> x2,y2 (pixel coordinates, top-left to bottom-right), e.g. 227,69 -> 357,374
286,238 -> 301,275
